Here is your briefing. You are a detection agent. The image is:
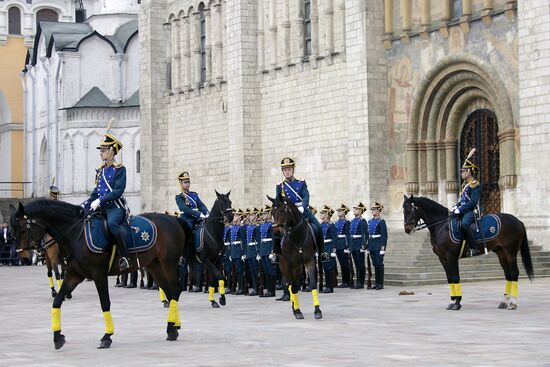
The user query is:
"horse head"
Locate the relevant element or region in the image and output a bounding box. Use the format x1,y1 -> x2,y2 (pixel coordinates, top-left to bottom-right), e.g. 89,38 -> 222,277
267,193 -> 301,236
214,190 -> 234,223
402,194 -> 421,234
10,202 -> 45,264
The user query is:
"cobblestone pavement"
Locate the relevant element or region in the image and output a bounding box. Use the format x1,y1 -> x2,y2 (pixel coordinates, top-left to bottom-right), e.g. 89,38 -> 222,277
0,266 -> 548,367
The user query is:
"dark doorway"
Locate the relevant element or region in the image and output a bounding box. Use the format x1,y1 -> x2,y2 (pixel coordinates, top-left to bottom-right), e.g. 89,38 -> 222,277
459,109 -> 501,214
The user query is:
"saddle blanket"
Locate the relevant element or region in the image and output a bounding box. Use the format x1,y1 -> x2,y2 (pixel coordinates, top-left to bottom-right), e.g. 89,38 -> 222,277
84,215 -> 157,254
449,214 -> 501,244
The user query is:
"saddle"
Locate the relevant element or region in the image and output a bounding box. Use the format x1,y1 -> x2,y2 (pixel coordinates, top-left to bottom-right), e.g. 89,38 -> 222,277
449,214 -> 501,244
84,213 -> 157,254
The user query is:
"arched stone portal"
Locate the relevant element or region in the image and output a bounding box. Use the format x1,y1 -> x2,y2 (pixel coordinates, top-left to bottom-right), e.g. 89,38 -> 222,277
406,55 -> 517,212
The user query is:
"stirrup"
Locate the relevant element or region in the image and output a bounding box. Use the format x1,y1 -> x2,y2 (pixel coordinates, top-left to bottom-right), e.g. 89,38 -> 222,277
119,257 -> 130,270
320,252 -> 330,263
269,253 -> 279,264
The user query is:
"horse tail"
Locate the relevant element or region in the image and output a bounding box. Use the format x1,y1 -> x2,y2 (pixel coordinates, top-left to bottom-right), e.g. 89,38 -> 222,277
176,217 -> 198,268
519,221 -> 534,281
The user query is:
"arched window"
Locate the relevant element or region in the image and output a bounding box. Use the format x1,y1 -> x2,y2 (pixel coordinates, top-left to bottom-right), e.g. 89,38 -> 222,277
451,0 -> 462,20
136,150 -> 140,174
8,7 -> 22,35
36,8 -> 59,28
199,3 -> 206,83
304,0 -> 312,57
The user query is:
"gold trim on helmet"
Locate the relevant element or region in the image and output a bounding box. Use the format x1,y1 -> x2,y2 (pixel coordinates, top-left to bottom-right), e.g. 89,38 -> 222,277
97,133 -> 123,155
48,185 -> 60,198
320,205 -> 334,217
309,205 -> 317,215
353,202 -> 367,213
280,157 -> 296,168
337,204 -> 350,214
178,171 -> 190,181
371,202 -> 384,211
261,204 -> 272,213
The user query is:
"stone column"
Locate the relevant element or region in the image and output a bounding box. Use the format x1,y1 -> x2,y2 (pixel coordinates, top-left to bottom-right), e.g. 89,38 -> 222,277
400,0 -> 411,32
257,0 -> 265,71
441,0 -> 451,22
425,140 -> 438,195
183,16 -> 192,89
172,18 -> 181,91
214,3 -> 224,81
384,0 -> 393,34
311,0 -> 319,59
462,0 -> 472,16
193,11 -> 202,86
282,0 -> 292,65
421,0 -> 430,27
324,0 -> 334,55
269,0 -> 278,68
444,140 -> 458,206
294,0 -> 305,64
483,0 -> 493,10
406,142 -> 419,194
162,21 -> 172,91
338,0 -> 346,54
205,7 -> 213,83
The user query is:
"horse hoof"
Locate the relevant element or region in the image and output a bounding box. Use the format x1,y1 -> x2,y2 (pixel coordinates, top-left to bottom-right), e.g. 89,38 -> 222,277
66,293 -> 72,300
446,303 -> 454,310
451,304 -> 462,311
97,339 -> 112,349
166,330 -> 179,341
314,311 -> 323,320
219,295 -> 226,306
53,334 -> 65,350
211,301 -> 220,308
507,303 -> 517,310
163,300 -> 169,308
497,302 -> 508,309
293,309 -> 304,320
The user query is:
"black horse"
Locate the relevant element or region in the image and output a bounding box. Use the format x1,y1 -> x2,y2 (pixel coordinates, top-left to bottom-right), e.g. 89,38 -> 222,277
194,191 -> 234,308
402,195 -> 534,310
10,199 -> 197,349
268,194 -> 322,320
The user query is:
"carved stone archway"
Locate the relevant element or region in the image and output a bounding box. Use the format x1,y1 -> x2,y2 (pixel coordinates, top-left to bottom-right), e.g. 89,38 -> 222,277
406,55 -> 517,211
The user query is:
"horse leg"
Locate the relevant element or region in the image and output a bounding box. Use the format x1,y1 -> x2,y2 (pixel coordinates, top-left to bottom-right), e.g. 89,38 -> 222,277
494,247 -> 512,309
506,253 -> 520,310
439,258 -> 455,310
204,259 -> 221,308
46,257 -> 56,297
449,259 -> 462,310
152,261 -> 183,340
289,282 -> 304,319
306,259 -> 322,319
93,276 -> 115,349
51,269 -> 84,350
159,288 -> 169,308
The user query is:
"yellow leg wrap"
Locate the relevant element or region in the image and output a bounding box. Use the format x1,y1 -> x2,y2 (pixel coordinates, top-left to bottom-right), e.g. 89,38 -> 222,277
219,280 -> 225,295
208,287 -> 215,301
103,311 -> 114,334
48,276 -> 54,289
505,280 -> 512,296
511,281 -> 519,298
159,288 -> 167,302
449,284 -> 456,298
455,283 -> 462,297
168,300 -> 178,323
311,289 -> 320,307
57,279 -> 62,290
51,308 -> 61,332
174,303 -> 181,327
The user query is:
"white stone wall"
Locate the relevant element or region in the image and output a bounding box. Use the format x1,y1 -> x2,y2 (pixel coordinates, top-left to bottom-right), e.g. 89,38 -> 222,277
518,1 -> 550,249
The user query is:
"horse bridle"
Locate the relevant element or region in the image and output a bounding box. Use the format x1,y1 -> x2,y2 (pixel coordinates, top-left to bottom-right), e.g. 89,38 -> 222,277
406,202 -> 452,232
272,202 -> 309,253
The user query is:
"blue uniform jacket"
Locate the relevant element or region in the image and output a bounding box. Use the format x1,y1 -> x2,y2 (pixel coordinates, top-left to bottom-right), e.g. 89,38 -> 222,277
84,163 -> 127,210
457,178 -> 481,214
245,224 -> 259,258
176,191 -> 209,228
348,217 -> 368,251
258,221 -> 273,257
321,222 -> 337,253
367,218 -> 388,252
275,178 -> 312,214
223,226 -> 231,258
229,224 -> 246,260
334,218 -> 350,250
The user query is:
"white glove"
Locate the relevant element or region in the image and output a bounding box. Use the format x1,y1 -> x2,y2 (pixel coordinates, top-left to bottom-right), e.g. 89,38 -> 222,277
241,255 -> 246,261
380,250 -> 386,255
200,213 -> 206,219
256,255 -> 261,261
451,205 -> 457,212
343,249 -> 350,254
91,199 -> 101,210
268,253 -> 275,260
453,208 -> 460,215
298,206 -> 304,214
360,248 -> 366,253
330,252 -> 337,258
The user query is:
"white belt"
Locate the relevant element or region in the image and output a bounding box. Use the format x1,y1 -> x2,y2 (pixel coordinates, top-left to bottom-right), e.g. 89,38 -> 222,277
248,242 -> 257,246
351,235 -> 362,238
324,239 -> 332,243
224,242 -> 230,246
338,235 -> 346,238
261,239 -> 272,242
231,241 -> 241,244
370,235 -> 381,238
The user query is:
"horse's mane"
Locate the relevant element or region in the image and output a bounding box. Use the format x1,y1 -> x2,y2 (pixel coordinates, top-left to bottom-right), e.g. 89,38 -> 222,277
412,196 -> 449,217
24,199 -> 84,220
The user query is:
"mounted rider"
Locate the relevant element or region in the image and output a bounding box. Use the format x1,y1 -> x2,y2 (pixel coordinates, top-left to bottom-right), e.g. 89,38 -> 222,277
451,148 -> 482,257
48,177 -> 60,200
82,129 -> 131,271
271,157 -> 329,262
175,171 -> 210,246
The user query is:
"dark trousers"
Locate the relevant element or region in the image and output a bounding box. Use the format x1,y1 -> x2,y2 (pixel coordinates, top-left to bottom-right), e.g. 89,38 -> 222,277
106,208 -> 130,258
336,249 -> 351,285
351,250 -> 366,286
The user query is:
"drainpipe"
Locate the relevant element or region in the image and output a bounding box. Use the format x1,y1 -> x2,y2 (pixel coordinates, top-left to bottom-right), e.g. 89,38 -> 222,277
27,68 -> 36,197
20,71 -> 28,197
40,56 -> 51,195
54,53 -> 63,188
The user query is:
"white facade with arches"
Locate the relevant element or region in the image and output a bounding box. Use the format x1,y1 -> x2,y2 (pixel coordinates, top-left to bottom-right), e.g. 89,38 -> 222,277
22,1 -> 141,211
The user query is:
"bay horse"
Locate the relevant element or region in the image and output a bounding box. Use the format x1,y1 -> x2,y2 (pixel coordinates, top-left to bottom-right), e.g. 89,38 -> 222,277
268,194 -> 322,320
41,238 -> 72,299
193,190 -> 234,308
10,199 -> 196,350
402,195 -> 534,310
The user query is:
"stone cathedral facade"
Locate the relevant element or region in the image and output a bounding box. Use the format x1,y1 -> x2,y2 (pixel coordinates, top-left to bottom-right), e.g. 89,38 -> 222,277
139,0 -> 550,249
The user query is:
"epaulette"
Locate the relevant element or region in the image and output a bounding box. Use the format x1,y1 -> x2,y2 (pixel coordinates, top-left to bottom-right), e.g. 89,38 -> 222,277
114,162 -> 123,168
469,179 -> 479,188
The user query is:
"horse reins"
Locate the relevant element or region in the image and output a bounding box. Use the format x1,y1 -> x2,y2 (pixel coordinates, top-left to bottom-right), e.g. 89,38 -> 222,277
409,203 -> 453,232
